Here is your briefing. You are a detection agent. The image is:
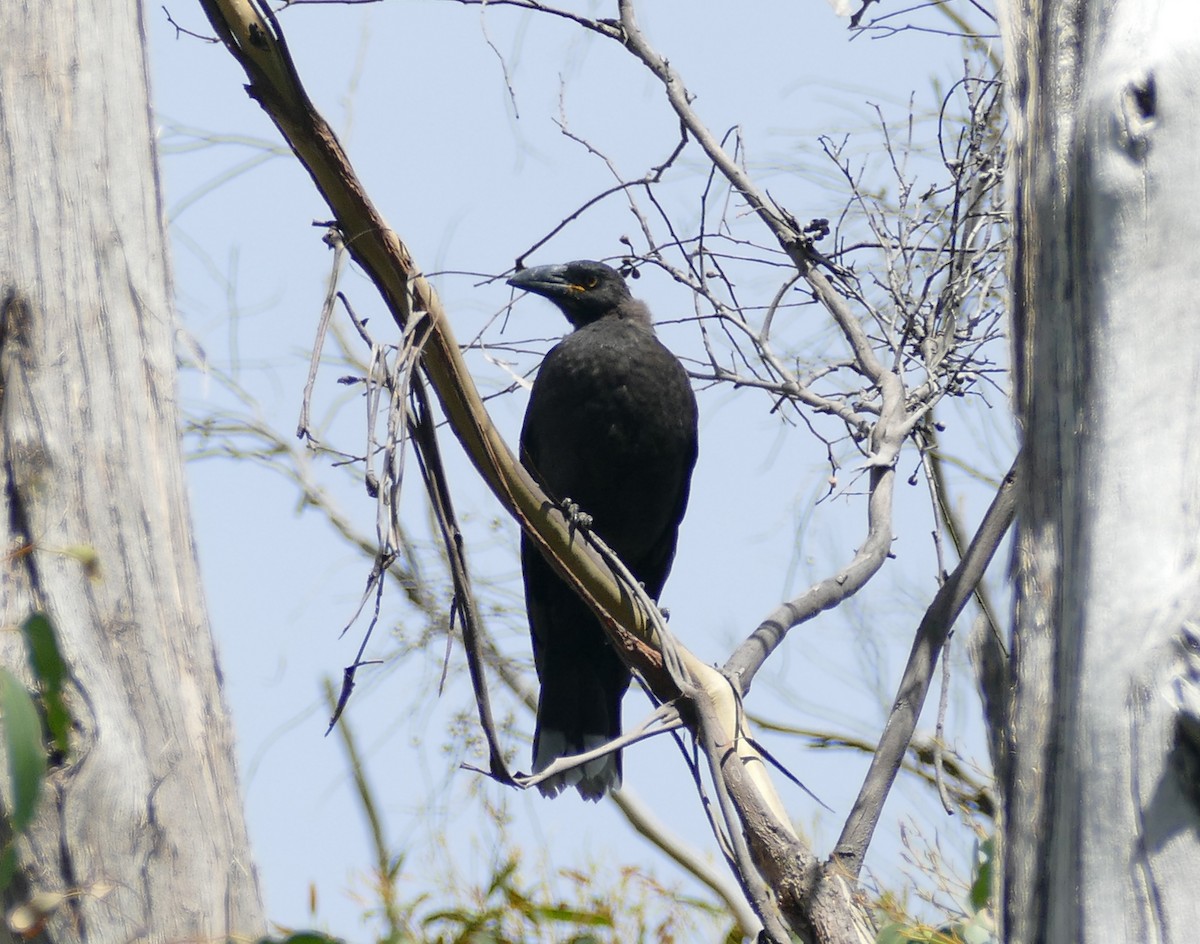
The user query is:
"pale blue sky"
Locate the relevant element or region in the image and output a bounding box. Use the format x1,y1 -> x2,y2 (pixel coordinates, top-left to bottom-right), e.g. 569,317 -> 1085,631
151,1 -> 1008,938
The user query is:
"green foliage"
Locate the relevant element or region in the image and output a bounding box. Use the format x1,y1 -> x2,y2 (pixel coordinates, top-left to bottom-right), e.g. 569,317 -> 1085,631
416,857 -> 614,943
874,834 -> 997,944
21,612 -> 71,759
0,613 -> 73,892
0,668 -> 45,835
259,852 -> 715,943
966,838 -> 993,915
404,856 -> 715,943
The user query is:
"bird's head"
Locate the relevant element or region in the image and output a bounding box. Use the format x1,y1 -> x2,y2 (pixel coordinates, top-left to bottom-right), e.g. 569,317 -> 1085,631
507,260 -> 634,328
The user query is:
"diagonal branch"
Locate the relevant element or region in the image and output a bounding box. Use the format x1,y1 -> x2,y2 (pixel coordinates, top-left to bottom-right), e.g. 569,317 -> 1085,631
196,0 -> 680,701
408,371 -> 513,785
834,453 -> 1018,875
723,464 -> 896,694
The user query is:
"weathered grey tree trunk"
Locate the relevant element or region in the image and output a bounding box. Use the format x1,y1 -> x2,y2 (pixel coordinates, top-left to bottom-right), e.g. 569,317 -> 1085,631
1002,1 -> 1200,940
0,1 -> 264,939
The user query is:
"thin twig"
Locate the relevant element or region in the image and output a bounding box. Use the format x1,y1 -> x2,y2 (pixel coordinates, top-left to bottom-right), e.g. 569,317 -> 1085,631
297,228 -> 346,442
408,370 -> 514,785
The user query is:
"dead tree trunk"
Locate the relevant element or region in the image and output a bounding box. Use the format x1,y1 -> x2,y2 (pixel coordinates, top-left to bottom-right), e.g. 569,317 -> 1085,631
1003,1 -> 1200,940
0,1 -> 265,939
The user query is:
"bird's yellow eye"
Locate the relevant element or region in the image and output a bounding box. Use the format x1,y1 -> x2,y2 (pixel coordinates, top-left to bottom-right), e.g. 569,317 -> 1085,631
583,275 -> 598,289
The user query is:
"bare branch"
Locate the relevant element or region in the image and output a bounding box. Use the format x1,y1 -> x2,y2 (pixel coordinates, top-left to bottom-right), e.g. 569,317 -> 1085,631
408,371 -> 514,785
297,226 -> 346,442
723,462 -> 897,693
614,0 -> 890,386
834,453 -> 1018,876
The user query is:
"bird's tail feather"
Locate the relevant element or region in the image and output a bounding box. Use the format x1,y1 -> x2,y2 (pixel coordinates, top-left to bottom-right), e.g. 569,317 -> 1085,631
533,665 -> 624,800
532,731 -> 620,801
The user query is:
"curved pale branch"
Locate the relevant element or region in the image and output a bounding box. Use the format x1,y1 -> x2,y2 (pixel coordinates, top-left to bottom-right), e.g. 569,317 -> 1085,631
724,465 -> 896,693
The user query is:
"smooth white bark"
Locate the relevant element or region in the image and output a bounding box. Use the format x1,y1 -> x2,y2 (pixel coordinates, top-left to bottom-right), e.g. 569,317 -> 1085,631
1005,1 -> 1200,941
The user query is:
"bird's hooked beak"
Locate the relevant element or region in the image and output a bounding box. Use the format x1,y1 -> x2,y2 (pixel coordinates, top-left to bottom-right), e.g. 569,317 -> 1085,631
507,265 -> 584,301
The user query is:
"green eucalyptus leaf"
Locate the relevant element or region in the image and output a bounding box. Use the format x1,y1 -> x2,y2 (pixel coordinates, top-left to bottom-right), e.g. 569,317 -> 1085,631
969,836 -> 996,913
0,668 -> 46,833
0,842 -> 17,892
21,613 -> 71,757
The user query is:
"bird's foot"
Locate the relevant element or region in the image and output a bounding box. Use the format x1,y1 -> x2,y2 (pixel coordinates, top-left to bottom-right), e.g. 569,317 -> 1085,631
560,497 -> 593,541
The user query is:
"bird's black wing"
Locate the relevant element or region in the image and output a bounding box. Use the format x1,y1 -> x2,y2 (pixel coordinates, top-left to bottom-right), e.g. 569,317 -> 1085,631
520,310 -> 697,799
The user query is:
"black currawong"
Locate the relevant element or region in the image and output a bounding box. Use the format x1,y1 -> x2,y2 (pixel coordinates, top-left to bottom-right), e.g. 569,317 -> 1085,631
509,260 -> 698,800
